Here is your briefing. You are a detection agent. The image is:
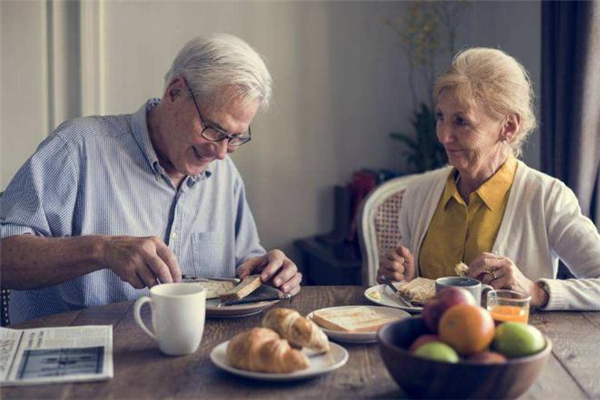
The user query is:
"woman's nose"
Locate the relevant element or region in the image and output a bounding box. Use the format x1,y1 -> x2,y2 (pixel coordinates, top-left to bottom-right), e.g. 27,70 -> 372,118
437,121 -> 453,144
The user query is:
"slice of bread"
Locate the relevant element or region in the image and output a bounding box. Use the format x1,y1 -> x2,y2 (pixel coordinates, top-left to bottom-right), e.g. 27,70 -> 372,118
194,280 -> 237,299
311,306 -> 399,333
219,275 -> 262,303
397,277 -> 436,306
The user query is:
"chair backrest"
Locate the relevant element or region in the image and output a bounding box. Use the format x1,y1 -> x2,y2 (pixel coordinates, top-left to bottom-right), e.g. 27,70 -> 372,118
358,174 -> 422,286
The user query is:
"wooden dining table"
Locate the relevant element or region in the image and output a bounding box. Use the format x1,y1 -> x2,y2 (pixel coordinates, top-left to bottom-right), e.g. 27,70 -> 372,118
2,286 -> 599,399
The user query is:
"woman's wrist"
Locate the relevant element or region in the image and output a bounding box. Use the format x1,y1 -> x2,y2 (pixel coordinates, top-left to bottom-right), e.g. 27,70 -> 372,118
533,281 -> 550,308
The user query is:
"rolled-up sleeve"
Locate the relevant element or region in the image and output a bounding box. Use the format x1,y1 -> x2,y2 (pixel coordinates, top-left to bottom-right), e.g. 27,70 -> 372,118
1,130 -> 79,239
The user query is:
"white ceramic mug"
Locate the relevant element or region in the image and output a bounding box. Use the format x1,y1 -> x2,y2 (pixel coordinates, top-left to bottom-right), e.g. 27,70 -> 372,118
134,283 -> 206,356
435,276 -> 493,305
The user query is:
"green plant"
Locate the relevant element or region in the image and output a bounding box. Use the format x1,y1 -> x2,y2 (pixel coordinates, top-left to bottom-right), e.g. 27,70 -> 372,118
390,103 -> 446,173
385,0 -> 469,173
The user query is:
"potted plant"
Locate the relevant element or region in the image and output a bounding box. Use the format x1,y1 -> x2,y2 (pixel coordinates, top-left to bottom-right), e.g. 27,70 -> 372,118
385,0 -> 470,173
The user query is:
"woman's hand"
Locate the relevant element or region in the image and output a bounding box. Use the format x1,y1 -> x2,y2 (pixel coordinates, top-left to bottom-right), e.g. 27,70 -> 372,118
467,252 -> 549,307
377,245 -> 416,284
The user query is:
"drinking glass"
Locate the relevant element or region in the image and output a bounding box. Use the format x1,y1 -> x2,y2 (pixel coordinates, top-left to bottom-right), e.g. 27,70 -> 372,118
486,289 -> 531,324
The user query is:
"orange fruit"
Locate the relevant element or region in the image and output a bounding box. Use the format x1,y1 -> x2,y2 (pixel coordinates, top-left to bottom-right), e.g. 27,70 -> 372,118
438,304 -> 495,356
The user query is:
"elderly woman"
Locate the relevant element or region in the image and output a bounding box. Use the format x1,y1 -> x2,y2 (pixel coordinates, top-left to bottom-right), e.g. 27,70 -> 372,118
377,48 -> 600,310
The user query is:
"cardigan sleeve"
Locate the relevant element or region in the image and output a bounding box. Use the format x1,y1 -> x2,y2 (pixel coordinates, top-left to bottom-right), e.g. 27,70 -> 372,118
541,180 -> 600,310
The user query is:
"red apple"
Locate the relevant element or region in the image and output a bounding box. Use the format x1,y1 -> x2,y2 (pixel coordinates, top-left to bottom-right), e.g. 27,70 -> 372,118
468,351 -> 507,364
409,334 -> 440,352
422,287 -> 476,332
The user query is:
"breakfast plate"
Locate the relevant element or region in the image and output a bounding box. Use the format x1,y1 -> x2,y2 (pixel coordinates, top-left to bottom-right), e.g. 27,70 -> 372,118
307,306 -> 410,343
206,299 -> 279,318
210,341 -> 348,381
364,284 -> 423,313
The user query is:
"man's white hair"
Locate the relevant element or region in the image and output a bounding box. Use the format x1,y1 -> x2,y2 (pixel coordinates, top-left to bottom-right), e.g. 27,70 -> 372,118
164,33 -> 272,110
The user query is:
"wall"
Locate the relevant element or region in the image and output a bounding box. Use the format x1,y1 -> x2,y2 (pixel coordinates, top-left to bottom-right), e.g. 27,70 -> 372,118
0,0 -> 541,257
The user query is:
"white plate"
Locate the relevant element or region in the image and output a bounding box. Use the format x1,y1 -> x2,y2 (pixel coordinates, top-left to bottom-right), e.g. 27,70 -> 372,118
364,284 -> 423,313
307,306 -> 410,343
206,299 -> 279,318
210,341 -> 348,381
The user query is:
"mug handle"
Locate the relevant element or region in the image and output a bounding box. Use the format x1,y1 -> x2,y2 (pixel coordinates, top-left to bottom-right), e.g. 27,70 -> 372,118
481,284 -> 494,306
134,296 -> 156,341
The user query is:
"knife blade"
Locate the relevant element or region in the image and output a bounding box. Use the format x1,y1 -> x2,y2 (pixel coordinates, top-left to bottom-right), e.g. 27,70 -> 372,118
381,276 -> 414,308
182,275 -> 241,284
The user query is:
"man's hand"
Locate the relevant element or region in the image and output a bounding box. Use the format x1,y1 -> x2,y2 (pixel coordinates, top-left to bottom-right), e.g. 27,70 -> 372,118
467,252 -> 548,307
236,249 -> 302,296
101,236 -> 182,289
377,245 -> 416,284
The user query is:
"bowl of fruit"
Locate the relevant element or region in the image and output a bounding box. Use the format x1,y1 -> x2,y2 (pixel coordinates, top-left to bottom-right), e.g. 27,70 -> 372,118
377,287 -> 552,399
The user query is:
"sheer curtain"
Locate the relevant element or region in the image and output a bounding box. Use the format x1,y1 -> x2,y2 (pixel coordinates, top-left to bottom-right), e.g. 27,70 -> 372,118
541,0 -> 600,228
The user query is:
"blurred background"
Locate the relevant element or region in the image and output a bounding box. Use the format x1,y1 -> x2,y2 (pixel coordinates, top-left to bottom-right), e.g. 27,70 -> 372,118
2,0 -> 575,285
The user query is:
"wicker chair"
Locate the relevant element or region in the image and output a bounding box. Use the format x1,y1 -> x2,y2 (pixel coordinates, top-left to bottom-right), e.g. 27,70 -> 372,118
357,174 -> 422,286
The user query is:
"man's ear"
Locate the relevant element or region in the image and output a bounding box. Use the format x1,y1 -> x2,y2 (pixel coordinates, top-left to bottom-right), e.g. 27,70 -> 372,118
164,76 -> 186,103
502,113 -> 521,142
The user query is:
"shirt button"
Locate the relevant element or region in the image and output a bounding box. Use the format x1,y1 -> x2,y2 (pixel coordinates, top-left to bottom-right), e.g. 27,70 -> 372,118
171,232 -> 177,239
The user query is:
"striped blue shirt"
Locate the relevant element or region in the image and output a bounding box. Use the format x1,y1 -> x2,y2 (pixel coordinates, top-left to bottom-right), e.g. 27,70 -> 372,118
0,99 -> 265,323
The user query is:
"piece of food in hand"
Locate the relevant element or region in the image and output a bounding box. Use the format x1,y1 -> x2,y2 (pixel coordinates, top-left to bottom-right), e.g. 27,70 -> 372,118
422,287 -> 477,332
227,327 -> 309,373
397,277 -> 436,306
192,280 -> 237,299
455,262 -> 470,277
219,274 -> 262,303
312,306 -> 399,333
262,308 -> 330,353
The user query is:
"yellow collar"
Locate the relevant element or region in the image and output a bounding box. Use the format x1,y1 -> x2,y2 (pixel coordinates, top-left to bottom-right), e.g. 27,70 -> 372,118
442,158 -> 518,210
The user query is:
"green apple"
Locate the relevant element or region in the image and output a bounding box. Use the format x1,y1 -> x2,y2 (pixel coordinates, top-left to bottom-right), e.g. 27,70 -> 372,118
414,341 -> 459,363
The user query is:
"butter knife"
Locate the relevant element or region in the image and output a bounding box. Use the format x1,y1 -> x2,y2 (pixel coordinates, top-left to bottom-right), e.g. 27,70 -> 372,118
381,276 -> 414,308
182,275 -> 241,284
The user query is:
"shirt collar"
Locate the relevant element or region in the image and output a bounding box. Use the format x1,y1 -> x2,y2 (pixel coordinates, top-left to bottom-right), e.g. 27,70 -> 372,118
130,98 -> 212,180
476,157 -> 517,210
441,172 -> 465,208
442,157 -> 517,211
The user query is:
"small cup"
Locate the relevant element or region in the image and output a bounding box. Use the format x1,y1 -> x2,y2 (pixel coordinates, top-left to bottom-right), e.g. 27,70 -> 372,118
486,289 -> 531,324
435,276 -> 493,305
134,283 -> 206,356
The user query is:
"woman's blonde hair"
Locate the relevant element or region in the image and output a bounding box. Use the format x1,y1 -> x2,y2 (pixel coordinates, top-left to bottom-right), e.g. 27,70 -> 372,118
434,47 -> 537,157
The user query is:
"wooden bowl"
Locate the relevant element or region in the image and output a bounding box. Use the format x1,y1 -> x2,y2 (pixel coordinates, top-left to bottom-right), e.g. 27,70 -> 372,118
377,317 -> 552,399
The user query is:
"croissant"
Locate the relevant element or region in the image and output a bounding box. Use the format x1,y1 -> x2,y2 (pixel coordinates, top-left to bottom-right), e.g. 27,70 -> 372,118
261,308 -> 330,353
227,328 -> 309,373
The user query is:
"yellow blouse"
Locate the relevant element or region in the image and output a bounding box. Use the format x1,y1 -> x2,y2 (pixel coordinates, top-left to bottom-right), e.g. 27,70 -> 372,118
418,158 -> 518,279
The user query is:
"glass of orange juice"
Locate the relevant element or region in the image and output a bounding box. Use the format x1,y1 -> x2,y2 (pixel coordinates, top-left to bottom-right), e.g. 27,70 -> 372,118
486,289 -> 531,324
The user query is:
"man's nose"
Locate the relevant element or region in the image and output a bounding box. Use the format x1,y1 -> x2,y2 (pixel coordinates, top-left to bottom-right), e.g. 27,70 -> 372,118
214,140 -> 229,160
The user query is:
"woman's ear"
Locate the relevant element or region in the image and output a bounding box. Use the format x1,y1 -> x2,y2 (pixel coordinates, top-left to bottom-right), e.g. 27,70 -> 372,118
502,113 -> 521,142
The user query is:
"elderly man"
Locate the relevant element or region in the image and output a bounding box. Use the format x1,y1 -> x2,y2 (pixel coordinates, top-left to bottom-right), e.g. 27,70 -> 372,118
0,33 -> 301,323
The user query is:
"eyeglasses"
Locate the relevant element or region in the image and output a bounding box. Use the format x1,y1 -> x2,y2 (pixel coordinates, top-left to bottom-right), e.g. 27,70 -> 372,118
186,83 -> 252,147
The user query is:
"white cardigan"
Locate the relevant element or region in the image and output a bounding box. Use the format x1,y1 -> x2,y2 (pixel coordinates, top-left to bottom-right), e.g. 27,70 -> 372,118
399,161 -> 600,310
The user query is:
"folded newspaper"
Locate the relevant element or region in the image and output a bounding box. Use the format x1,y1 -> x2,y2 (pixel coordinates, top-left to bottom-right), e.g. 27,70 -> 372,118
0,325 -> 113,386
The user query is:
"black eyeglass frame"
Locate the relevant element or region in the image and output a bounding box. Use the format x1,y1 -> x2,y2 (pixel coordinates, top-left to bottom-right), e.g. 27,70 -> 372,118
185,81 -> 252,147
